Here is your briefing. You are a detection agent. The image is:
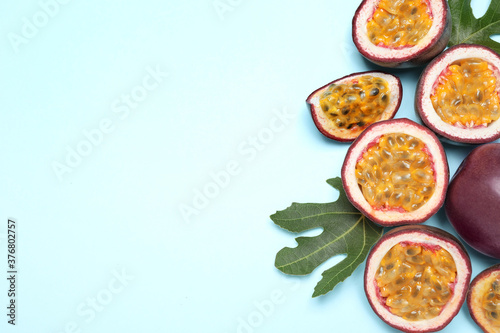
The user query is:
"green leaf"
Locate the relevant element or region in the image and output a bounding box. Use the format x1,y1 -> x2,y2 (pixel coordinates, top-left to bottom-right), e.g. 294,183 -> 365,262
272,177 -> 383,298
448,0 -> 500,52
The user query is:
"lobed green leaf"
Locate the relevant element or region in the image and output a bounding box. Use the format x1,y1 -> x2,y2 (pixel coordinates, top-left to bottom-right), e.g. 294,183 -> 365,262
272,177 -> 383,297
448,0 -> 500,52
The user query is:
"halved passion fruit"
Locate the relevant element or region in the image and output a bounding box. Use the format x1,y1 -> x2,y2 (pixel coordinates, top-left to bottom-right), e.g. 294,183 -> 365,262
416,44 -> 500,144
352,0 -> 450,67
341,118 -> 448,226
365,225 -> 472,333
306,71 -> 402,142
468,264 -> 500,333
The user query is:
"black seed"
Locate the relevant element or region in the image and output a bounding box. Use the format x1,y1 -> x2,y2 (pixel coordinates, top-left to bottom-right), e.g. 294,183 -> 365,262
411,7 -> 417,15
324,105 -> 329,111
386,263 -> 394,270
337,122 -> 345,128
381,94 -> 388,103
347,123 -> 354,129
370,88 -> 380,96
330,113 -> 339,117
341,108 -> 350,115
357,121 -> 365,127
359,91 -> 366,99
492,311 -> 498,319
476,90 -> 483,102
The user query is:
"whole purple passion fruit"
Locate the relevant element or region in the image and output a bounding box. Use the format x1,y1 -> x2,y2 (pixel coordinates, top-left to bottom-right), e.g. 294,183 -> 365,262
352,0 -> 450,67
467,264 -> 500,333
341,118 -> 449,226
445,143 -> 500,258
306,71 -> 402,142
416,44 -> 500,144
365,225 -> 472,333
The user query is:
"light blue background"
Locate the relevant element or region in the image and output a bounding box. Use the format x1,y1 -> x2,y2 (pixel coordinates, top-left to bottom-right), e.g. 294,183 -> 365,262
1,0 -> 499,332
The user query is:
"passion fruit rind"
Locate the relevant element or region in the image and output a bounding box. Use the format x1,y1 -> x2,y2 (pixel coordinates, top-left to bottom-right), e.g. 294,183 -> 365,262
352,0 -> 451,68
365,225 -> 472,333
306,71 -> 402,142
445,143 -> 500,258
341,118 -> 449,226
416,44 -> 500,144
467,264 -> 500,333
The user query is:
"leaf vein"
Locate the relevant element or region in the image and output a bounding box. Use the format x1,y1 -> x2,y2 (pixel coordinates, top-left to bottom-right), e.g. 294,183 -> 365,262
276,216 -> 363,270
315,218 -> 369,293
462,21 -> 500,43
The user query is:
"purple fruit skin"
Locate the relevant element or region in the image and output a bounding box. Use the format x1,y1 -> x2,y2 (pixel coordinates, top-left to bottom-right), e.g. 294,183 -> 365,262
445,143 -> 500,258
